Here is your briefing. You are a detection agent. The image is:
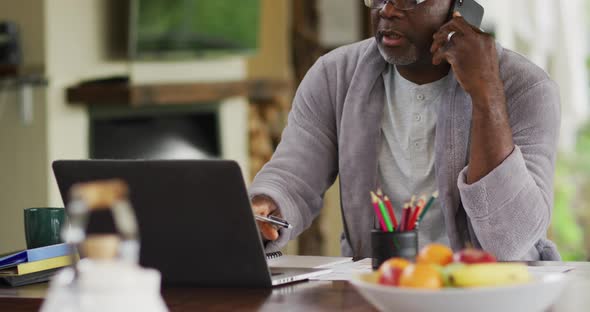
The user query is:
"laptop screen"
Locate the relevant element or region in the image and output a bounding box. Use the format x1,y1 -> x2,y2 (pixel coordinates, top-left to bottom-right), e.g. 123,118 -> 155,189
53,159 -> 273,287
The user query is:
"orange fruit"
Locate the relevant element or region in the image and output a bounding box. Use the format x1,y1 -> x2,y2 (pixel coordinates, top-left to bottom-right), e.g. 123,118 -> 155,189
399,264 -> 443,290
416,243 -> 453,266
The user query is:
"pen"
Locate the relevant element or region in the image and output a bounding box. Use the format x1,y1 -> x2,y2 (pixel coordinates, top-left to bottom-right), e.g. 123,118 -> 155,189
255,215 -> 293,229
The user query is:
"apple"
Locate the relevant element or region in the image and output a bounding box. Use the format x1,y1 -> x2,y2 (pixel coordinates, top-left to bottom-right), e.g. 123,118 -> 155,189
378,258 -> 411,286
453,248 -> 497,264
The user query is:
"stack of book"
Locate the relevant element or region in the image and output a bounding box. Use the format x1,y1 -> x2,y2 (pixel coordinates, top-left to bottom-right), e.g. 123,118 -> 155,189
0,243 -> 74,287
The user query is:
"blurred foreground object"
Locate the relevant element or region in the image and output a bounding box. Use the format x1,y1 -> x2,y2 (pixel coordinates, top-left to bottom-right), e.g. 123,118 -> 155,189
41,179 -> 168,312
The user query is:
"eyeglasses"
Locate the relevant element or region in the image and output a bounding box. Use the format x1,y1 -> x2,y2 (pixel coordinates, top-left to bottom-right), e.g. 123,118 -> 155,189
364,0 -> 429,11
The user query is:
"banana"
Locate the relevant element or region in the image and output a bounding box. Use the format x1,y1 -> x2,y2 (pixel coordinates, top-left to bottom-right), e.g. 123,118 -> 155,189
438,263 -> 466,287
449,263 -> 531,287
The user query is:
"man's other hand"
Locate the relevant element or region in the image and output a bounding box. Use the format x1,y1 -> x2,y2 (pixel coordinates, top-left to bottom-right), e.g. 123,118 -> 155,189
252,195 -> 280,241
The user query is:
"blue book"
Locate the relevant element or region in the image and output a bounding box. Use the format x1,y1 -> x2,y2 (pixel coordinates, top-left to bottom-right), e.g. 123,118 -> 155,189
0,243 -> 70,270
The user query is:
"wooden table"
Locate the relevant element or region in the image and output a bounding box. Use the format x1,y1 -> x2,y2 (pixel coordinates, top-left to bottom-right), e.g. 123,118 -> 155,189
1,261 -> 589,312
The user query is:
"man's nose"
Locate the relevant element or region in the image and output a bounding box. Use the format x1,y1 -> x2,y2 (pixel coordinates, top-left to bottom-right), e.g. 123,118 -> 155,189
380,1 -> 404,19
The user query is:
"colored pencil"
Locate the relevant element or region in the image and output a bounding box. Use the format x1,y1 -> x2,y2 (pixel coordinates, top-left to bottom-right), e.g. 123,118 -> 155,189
416,196 -> 427,215
407,196 -> 426,231
406,206 -> 415,231
417,191 -> 440,223
404,203 -> 412,232
376,195 -> 394,232
370,192 -> 388,232
399,203 -> 410,232
383,196 -> 398,230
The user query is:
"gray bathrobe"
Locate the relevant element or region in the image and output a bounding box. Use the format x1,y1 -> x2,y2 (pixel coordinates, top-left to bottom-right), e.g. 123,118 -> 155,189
249,38 -> 561,261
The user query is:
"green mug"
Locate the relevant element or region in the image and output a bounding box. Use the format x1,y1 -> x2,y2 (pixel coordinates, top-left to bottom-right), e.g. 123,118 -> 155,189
24,207 -> 66,249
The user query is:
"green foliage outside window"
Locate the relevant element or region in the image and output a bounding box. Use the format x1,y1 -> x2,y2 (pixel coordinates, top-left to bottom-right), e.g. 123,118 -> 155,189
551,0 -> 590,261
553,122 -> 590,261
135,0 -> 260,58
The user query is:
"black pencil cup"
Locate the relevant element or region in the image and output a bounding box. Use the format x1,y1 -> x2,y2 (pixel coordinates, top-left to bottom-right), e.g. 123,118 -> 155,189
371,229 -> 418,270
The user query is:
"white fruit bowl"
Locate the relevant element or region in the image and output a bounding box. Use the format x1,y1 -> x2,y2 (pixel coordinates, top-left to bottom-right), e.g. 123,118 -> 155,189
350,272 -> 569,312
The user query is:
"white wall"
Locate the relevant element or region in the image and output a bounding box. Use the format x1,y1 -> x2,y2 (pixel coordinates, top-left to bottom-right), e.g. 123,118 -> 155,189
0,0 -> 48,253
0,88 -> 49,253
44,0 -> 129,206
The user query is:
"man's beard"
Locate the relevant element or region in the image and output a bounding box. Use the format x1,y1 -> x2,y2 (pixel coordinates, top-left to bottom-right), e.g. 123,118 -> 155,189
377,41 -> 419,66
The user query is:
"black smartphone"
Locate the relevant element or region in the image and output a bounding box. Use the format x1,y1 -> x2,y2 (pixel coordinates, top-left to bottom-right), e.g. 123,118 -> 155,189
450,0 -> 484,28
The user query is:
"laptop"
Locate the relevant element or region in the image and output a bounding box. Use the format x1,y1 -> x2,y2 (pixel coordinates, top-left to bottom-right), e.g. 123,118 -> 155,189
52,160 -> 330,287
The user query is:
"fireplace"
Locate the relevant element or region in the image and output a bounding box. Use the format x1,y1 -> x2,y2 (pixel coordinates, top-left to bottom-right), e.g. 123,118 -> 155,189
91,109 -> 219,160
87,99 -> 249,180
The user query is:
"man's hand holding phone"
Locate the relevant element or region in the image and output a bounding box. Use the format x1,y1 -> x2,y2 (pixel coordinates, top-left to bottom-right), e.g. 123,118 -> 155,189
431,8 -> 515,185
252,195 -> 280,241
430,11 -> 504,106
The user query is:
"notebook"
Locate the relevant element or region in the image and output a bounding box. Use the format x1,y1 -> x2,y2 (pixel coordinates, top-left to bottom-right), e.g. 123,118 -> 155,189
265,251 -> 284,260
0,268 -> 61,287
0,255 -> 73,276
0,243 -> 70,270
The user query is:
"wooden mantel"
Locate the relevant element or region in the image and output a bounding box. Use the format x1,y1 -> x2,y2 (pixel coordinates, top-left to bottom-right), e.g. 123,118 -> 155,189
66,78 -> 291,106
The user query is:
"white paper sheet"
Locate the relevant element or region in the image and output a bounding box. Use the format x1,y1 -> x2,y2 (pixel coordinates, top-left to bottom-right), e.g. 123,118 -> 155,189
309,258 -> 373,281
267,255 -> 353,269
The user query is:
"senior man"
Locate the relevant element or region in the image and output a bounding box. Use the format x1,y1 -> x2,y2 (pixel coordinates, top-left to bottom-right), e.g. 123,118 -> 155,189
249,0 -> 561,260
